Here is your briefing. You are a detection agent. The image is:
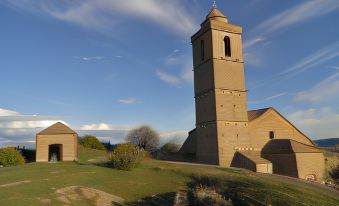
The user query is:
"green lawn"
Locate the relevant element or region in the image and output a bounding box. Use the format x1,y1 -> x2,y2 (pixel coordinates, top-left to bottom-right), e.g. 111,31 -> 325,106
0,147 -> 338,206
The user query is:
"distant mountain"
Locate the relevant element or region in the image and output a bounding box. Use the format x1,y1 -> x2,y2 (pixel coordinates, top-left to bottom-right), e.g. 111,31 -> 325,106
313,138 -> 339,149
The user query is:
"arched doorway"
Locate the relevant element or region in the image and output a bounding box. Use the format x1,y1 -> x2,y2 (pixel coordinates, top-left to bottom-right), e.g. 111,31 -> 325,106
49,144 -> 63,162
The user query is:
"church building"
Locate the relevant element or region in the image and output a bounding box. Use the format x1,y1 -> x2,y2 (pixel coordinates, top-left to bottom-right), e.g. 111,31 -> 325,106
180,8 -> 325,181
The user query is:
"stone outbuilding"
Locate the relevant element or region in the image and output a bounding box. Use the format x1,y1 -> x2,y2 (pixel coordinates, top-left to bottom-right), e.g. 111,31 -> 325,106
36,122 -> 78,162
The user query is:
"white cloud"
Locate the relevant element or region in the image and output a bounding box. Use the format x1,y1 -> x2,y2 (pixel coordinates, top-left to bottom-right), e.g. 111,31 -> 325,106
244,0 -> 339,49
165,49 -> 181,65
243,37 -> 266,50
180,66 -> 194,82
81,56 -> 104,61
0,107 -> 67,146
243,52 -> 263,66
0,108 -> 20,116
2,0 -> 197,36
160,130 -> 188,145
156,70 -> 181,87
288,107 -> 339,139
118,98 -> 142,105
157,50 -> 193,87
80,123 -> 133,131
264,92 -> 288,101
293,72 -> 339,103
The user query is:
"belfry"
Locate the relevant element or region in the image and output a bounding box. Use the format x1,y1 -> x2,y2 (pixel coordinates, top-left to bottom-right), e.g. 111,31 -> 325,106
192,8 -> 250,166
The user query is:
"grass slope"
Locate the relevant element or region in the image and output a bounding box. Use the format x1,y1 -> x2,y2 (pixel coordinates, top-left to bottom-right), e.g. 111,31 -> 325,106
0,146 -> 337,206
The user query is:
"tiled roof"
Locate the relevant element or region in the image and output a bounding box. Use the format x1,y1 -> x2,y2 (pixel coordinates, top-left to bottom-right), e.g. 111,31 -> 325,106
37,122 -> 77,135
247,108 -> 270,122
206,8 -> 227,19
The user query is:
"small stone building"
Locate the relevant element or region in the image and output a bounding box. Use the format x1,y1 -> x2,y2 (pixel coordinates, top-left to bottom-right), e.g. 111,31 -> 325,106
179,8 -> 325,181
36,122 -> 78,162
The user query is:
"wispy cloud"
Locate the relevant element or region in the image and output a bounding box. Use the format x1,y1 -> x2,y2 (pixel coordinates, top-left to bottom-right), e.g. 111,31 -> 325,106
156,49 -> 193,88
165,49 -> 181,65
288,107 -> 339,139
0,107 -> 67,145
2,0 -> 197,36
156,70 -> 181,87
0,108 -> 20,116
250,40 -> 339,90
77,56 -> 105,61
280,42 -> 339,76
243,37 -> 266,50
244,0 -> 339,49
80,123 -> 133,131
293,71 -> 339,103
249,92 -> 290,104
118,98 -> 142,105
264,92 -> 289,101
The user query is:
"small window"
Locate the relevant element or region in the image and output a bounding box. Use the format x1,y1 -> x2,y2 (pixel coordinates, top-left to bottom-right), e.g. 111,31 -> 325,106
224,36 -> 231,57
269,131 -> 275,139
201,40 -> 205,61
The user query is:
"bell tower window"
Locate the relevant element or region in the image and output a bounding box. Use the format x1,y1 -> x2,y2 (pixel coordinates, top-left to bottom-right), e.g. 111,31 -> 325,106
224,36 -> 231,57
201,40 -> 205,61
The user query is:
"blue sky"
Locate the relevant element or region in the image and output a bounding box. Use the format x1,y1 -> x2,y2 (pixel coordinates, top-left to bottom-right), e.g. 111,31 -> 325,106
0,0 -> 339,147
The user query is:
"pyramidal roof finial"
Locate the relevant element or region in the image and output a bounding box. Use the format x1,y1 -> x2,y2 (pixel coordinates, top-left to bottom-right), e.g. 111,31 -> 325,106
212,0 -> 217,9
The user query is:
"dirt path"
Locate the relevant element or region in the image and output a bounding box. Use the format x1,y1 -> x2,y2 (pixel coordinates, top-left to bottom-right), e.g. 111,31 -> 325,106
55,186 -> 124,206
0,180 -> 31,188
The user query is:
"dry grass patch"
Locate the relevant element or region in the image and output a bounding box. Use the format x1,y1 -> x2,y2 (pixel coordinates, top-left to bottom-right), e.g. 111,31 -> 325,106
55,186 -> 124,206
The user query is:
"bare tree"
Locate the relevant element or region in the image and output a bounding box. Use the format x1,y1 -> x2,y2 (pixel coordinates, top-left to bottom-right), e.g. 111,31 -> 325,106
125,126 -> 160,153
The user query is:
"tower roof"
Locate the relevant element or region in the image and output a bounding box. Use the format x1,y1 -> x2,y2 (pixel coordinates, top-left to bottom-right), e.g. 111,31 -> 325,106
206,8 -> 228,23
37,122 -> 77,135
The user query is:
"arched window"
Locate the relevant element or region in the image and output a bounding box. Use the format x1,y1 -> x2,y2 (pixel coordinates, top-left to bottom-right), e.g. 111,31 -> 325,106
269,131 -> 275,139
224,36 -> 231,57
201,40 -> 205,61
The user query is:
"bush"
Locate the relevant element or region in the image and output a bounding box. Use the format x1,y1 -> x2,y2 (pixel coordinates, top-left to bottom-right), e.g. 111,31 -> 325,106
329,164 -> 339,185
125,126 -> 160,153
110,144 -> 144,170
79,135 -> 105,150
160,143 -> 180,154
188,186 -> 233,206
0,147 -> 25,167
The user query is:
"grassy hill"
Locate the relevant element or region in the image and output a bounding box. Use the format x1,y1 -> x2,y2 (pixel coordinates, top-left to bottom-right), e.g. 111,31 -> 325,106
0,146 -> 338,206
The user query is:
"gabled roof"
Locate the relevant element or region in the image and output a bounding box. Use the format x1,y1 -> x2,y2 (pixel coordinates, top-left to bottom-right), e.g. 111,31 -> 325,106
262,139 -> 321,154
248,107 -> 315,146
247,108 -> 270,122
37,122 -> 77,135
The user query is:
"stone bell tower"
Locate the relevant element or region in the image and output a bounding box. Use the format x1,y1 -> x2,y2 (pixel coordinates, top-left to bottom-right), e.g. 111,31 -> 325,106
191,8 -> 250,166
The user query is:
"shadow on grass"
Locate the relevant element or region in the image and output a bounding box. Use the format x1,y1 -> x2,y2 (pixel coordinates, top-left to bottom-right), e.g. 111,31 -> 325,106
113,192 -> 176,206
187,175 -> 274,206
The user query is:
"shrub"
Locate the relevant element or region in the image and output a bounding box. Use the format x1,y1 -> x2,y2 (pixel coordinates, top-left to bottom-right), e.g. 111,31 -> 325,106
160,142 -> 180,154
110,144 -> 144,170
0,147 -> 25,167
125,126 -> 160,153
188,186 -> 233,206
329,164 -> 339,185
79,135 -> 105,150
